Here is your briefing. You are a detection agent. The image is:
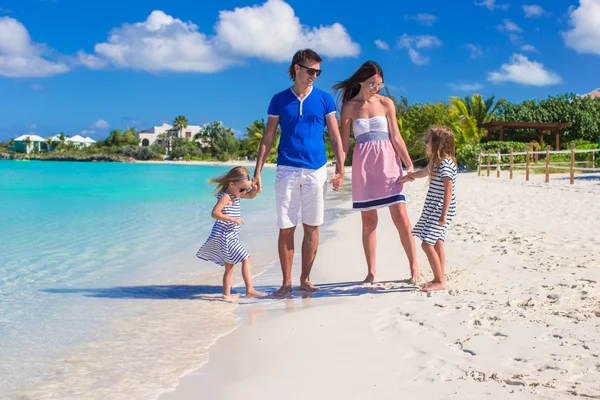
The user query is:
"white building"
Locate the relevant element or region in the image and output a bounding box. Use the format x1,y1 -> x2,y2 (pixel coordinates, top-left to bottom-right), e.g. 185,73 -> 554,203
67,135 -> 95,148
13,134 -> 47,154
137,123 -> 207,148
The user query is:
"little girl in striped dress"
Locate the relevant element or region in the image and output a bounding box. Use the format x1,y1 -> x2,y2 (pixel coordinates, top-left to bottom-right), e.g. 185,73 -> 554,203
398,126 -> 457,292
197,166 -> 267,301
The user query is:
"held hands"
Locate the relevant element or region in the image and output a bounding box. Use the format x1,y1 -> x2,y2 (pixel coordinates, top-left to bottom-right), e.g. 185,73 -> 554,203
438,216 -> 447,226
396,174 -> 415,184
254,174 -> 262,193
330,173 -> 344,192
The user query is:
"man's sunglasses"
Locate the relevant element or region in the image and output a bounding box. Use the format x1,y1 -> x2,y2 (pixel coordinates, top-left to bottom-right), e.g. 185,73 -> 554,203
297,64 -> 322,77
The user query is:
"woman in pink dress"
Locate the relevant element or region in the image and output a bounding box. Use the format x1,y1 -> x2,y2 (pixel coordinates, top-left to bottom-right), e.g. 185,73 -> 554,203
333,61 -> 420,284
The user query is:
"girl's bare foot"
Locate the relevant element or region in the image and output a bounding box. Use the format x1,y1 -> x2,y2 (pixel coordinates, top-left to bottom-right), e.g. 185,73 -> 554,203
246,289 -> 267,298
223,293 -> 241,302
421,282 -> 446,292
362,273 -> 376,284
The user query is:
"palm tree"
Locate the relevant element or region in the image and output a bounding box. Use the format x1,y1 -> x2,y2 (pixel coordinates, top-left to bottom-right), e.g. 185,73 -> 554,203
383,87 -> 409,117
173,115 -> 188,139
245,119 -> 280,157
45,138 -> 53,152
451,94 -> 505,141
23,136 -> 32,154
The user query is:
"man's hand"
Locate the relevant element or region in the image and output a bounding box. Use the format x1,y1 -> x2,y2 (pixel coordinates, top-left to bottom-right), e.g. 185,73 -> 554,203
330,173 -> 344,191
254,174 -> 262,193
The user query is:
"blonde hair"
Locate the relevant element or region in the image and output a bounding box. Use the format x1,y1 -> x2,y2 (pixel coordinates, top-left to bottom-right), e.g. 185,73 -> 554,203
425,126 -> 456,181
208,166 -> 251,195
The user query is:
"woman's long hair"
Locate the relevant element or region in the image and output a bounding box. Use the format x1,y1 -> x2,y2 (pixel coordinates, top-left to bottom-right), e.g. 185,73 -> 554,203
332,61 -> 384,104
425,126 -> 456,181
208,166 -> 251,195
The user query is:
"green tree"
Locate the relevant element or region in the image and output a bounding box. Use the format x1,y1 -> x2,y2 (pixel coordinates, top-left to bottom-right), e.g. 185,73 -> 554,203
451,94 -> 505,142
245,119 -> 280,159
23,136 -> 32,153
399,101 -> 452,163
173,115 -> 188,138
106,129 -> 124,147
123,126 -> 139,146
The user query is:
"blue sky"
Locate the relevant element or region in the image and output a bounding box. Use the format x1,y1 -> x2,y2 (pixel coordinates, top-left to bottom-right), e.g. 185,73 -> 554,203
0,0 -> 598,141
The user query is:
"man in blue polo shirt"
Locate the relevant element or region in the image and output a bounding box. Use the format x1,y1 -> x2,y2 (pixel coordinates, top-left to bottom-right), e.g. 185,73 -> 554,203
254,48 -> 345,297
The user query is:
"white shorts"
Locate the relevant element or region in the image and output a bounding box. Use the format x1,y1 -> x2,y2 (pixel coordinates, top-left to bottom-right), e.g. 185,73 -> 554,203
275,165 -> 327,229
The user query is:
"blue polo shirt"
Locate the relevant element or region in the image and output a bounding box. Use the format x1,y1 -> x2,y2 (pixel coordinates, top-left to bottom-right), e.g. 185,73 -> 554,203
267,86 -> 337,170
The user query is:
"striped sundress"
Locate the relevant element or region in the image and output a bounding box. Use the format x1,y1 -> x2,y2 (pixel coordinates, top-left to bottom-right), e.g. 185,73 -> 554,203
412,158 -> 457,245
196,192 -> 249,266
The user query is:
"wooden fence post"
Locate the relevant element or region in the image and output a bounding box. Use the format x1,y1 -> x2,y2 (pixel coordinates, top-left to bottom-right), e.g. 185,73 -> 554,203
496,149 -> 501,178
477,153 -> 482,176
570,143 -> 575,185
487,151 -> 491,177
545,145 -> 550,183
525,146 -> 530,182
509,148 -> 514,180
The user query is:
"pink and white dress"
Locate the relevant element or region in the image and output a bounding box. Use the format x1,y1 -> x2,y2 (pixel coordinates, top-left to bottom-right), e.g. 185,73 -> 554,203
351,116 -> 406,211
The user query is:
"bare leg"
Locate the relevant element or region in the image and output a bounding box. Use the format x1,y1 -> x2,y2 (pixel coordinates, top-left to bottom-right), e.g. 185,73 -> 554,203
222,263 -> 240,301
434,240 -> 446,281
361,210 -> 378,283
420,241 -> 446,292
274,227 -> 295,297
389,203 -> 420,281
299,224 -> 320,292
241,257 -> 267,298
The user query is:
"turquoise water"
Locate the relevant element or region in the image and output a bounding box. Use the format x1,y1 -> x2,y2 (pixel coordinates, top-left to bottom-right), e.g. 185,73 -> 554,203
0,161 -> 278,398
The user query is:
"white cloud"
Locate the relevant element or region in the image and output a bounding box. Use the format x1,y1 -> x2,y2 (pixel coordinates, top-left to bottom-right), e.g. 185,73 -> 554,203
496,19 -> 522,32
215,0 -> 359,61
406,13 -> 438,26
27,123 -> 37,130
374,40 -> 389,51
85,0 -> 359,73
76,50 -> 108,69
562,0 -> 600,55
0,16 -> 70,77
449,82 -> 484,92
464,43 -> 484,59
488,53 -> 562,86
92,119 -> 109,129
521,44 -> 539,53
523,4 -> 546,18
475,0 -> 510,11
397,34 -> 442,65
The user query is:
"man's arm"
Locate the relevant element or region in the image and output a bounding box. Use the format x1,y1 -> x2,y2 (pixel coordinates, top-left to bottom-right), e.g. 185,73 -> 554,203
253,116 -> 279,192
326,113 -> 346,190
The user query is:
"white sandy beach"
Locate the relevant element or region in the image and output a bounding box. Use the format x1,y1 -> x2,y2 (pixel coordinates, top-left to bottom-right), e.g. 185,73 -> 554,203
161,170 -> 600,400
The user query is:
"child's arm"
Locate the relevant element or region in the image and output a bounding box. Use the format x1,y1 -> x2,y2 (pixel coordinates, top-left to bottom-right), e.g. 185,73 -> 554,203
211,195 -> 243,225
438,177 -> 453,226
397,166 -> 430,183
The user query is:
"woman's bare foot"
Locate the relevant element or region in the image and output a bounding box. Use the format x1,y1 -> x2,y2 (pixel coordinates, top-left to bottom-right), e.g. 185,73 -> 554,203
223,293 -> 241,302
421,282 -> 446,292
299,281 -> 320,293
273,285 -> 293,298
362,273 -> 376,284
246,289 -> 267,298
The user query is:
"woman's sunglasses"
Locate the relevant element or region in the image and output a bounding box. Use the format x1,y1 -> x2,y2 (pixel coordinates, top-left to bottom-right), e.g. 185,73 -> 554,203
298,64 -> 322,77
368,82 -> 385,90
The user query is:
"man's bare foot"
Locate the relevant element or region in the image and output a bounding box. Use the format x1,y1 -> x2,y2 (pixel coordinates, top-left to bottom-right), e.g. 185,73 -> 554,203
362,273 -> 376,284
273,285 -> 293,298
421,282 -> 446,292
299,281 -> 320,292
246,289 -> 267,298
223,293 -> 241,302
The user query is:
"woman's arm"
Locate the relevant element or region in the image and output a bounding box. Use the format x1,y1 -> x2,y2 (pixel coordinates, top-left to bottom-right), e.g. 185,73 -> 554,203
384,97 -> 414,174
339,104 -> 352,160
211,194 -> 242,224
396,165 -> 430,183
